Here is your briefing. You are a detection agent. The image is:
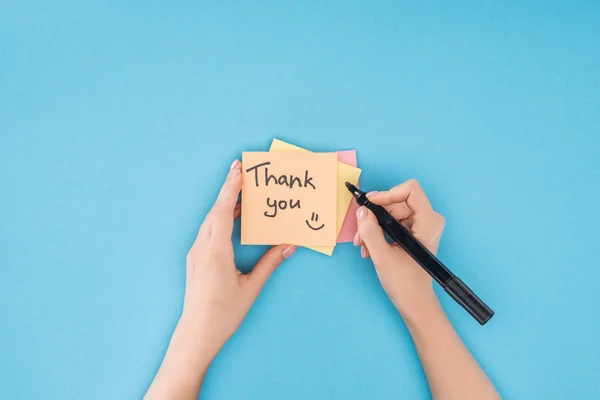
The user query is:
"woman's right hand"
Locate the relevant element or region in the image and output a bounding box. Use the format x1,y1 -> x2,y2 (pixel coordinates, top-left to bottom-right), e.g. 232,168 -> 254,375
355,180 -> 500,399
353,179 -> 446,323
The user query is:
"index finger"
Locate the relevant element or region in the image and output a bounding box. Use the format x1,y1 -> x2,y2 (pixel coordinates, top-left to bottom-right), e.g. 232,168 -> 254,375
368,179 -> 433,215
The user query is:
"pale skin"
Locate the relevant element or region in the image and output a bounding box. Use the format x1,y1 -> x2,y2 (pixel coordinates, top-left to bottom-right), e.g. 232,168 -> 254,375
145,161 -> 499,400
355,181 -> 500,400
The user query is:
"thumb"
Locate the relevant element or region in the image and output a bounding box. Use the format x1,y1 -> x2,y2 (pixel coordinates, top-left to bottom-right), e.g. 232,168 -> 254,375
356,206 -> 395,265
246,244 -> 296,295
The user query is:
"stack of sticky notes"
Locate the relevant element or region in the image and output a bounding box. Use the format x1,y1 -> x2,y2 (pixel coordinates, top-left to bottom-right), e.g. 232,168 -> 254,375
241,139 -> 361,255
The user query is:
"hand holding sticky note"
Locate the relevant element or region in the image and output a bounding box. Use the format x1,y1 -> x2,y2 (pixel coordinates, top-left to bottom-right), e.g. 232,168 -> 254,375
241,151 -> 338,246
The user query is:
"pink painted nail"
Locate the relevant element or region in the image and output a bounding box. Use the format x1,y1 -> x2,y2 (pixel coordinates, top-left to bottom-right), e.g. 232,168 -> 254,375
353,232 -> 360,246
282,245 -> 296,259
356,206 -> 368,220
366,191 -> 379,198
230,159 -> 240,171
230,168 -> 241,178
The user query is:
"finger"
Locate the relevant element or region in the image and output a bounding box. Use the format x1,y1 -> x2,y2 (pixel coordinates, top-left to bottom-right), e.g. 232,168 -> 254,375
234,202 -> 241,220
412,212 -> 446,254
211,160 -> 243,239
367,179 -> 433,215
400,216 -> 413,230
384,202 -> 412,221
361,245 -> 370,259
193,217 -> 212,243
356,206 -> 395,265
356,217 -> 412,245
353,232 -> 363,246
368,180 -> 445,253
246,245 -> 296,296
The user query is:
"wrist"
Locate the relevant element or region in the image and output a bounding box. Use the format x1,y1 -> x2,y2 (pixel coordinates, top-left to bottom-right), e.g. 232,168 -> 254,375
158,317 -> 218,377
393,289 -> 445,330
173,315 -> 222,365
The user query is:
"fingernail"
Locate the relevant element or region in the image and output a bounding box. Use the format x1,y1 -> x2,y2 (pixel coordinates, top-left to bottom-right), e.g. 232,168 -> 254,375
230,159 -> 240,171
356,206 -> 368,220
234,202 -> 241,209
366,191 -> 379,198
282,245 -> 296,259
353,232 -> 360,246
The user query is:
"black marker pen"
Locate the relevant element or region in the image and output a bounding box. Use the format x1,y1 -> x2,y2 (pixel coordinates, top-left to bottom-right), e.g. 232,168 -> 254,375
346,182 -> 494,325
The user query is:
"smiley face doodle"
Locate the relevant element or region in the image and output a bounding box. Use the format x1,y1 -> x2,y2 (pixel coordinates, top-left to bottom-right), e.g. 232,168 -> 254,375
305,212 -> 325,231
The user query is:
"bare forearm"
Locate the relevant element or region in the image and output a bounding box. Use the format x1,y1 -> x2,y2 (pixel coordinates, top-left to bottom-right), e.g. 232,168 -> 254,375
404,299 -> 499,400
145,319 -> 215,400
146,160 -> 295,399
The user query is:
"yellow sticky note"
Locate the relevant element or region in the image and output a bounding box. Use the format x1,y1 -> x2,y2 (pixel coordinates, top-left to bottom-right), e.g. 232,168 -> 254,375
241,151 -> 338,246
270,139 -> 362,255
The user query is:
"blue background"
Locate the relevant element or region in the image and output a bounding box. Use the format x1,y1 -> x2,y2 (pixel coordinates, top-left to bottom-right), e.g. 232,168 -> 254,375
1,1 -> 599,399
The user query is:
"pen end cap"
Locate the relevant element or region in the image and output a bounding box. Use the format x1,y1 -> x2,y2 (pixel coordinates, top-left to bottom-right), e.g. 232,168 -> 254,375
444,277 -> 494,326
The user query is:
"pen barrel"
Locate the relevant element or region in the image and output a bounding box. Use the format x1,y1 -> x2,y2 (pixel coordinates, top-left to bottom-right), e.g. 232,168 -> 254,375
367,202 -> 494,325
444,277 -> 494,325
370,205 -> 453,285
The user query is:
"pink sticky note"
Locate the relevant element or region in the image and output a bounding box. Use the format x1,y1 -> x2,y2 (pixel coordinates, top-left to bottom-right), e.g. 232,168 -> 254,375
336,150 -> 360,243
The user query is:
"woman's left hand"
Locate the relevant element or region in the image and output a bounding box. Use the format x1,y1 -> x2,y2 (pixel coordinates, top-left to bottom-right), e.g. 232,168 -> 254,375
182,159 -> 296,360
145,159 -> 295,400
